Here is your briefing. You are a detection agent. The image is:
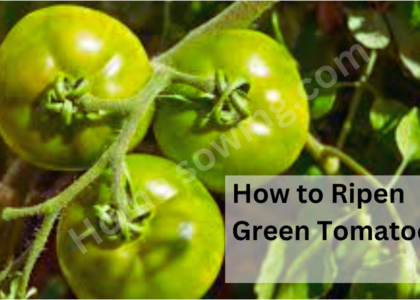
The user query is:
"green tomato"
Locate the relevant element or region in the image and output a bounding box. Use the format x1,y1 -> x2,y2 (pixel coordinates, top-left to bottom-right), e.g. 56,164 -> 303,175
154,29 -> 309,192
0,5 -> 152,170
57,154 -> 224,299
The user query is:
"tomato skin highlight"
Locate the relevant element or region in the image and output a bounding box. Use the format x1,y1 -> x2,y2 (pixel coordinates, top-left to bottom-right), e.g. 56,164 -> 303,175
0,5 -> 152,170
154,29 -> 309,192
57,154 -> 224,299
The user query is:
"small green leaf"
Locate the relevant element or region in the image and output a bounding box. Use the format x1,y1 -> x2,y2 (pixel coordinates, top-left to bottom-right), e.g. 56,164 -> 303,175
254,239 -> 287,299
347,9 -> 390,49
305,73 -> 337,120
386,3 -> 420,79
370,98 -> 409,134
276,283 -> 310,299
410,1 -> 420,28
310,93 -> 337,120
396,107 -> 420,162
400,47 -> 420,79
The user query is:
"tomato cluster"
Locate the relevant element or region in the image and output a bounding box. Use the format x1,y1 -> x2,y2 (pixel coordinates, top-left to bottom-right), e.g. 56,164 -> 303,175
0,4 -> 309,299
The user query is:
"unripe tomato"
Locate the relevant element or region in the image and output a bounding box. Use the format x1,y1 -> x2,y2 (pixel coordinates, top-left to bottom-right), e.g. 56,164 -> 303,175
57,154 -> 224,299
154,30 -> 309,192
0,5 -> 152,170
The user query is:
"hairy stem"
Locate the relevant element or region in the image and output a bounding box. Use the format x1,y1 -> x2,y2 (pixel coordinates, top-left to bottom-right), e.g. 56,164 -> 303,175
162,64 -> 215,92
75,95 -> 134,113
77,65 -> 214,113
111,156 -> 127,208
17,211 -> 58,299
2,155 -> 108,220
157,1 -> 278,64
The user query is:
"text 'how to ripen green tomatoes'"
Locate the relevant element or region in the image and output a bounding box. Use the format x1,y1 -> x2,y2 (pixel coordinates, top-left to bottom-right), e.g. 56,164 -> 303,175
57,154 -> 225,299
0,5 -> 152,170
154,29 -> 309,193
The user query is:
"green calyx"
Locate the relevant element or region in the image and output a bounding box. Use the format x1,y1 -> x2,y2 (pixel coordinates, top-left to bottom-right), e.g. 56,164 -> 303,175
93,202 -> 150,242
162,70 -> 252,130
206,70 -> 251,128
40,73 -> 106,125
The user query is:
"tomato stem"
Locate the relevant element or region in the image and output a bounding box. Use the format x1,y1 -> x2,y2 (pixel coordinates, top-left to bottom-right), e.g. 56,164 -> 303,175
111,156 -> 127,211
336,50 -> 378,149
162,64 -> 215,92
74,65 -> 215,114
306,134 -> 419,263
157,1 -> 278,64
17,211 -> 58,299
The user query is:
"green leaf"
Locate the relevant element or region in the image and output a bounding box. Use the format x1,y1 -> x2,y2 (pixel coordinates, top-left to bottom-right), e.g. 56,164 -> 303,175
347,9 -> 390,49
323,249 -> 338,283
349,248 -> 420,299
370,98 -> 409,134
411,1 -> 420,28
334,238 -> 371,282
254,239 -> 287,299
305,73 -> 337,120
310,93 -> 337,120
386,3 -> 420,79
276,283 -> 309,299
396,107 -> 420,162
400,55 -> 420,79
